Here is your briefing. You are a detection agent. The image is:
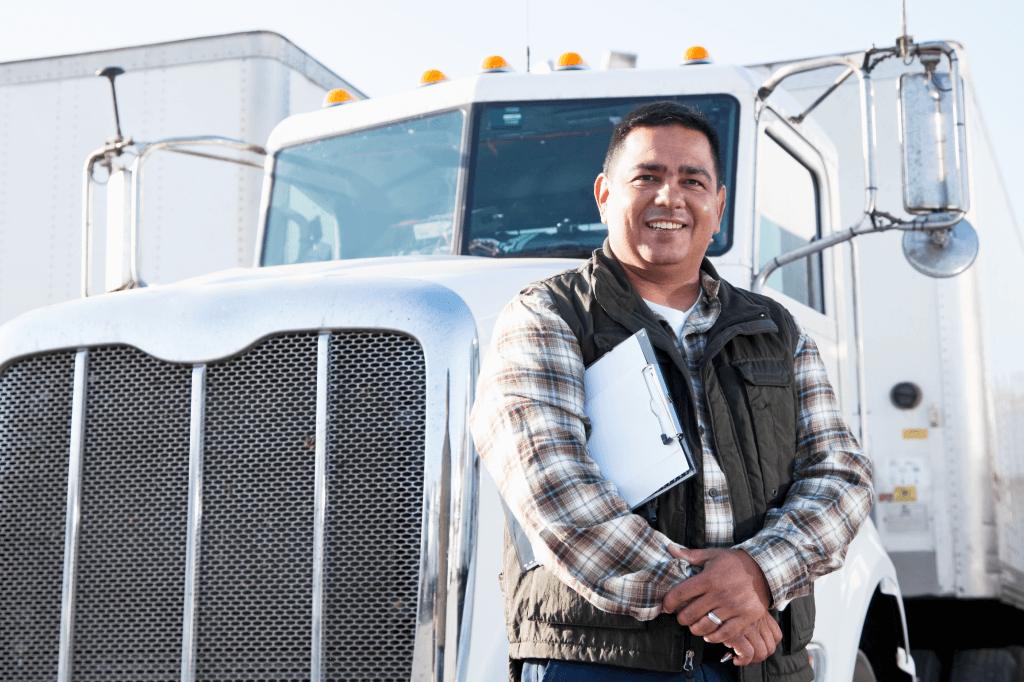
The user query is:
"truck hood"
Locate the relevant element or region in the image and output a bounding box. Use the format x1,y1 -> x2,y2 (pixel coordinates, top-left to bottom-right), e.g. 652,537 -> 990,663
0,255 -> 580,366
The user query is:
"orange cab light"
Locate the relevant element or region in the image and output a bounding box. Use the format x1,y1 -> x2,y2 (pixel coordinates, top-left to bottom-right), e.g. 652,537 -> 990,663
322,88 -> 354,108
682,46 -> 713,65
481,55 -> 513,73
554,52 -> 589,71
420,69 -> 450,86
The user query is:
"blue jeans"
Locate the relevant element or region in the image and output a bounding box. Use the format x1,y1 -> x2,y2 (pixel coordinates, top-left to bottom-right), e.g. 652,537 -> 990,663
522,659 -> 738,682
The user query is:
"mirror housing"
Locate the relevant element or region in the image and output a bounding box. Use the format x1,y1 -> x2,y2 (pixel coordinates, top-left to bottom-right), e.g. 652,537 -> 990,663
898,54 -> 969,215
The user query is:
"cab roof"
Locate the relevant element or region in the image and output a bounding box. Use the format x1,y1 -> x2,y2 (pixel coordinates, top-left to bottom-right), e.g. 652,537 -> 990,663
267,64 -> 765,153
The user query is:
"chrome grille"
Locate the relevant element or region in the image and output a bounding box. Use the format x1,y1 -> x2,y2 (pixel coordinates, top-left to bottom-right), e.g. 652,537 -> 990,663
73,346 -> 192,680
324,331 -> 426,681
0,351 -> 76,681
196,333 -> 318,680
1,328 -> 433,681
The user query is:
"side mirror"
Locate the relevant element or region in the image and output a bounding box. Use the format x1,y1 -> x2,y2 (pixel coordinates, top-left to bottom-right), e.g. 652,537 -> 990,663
902,218 -> 978,278
898,54 -> 969,215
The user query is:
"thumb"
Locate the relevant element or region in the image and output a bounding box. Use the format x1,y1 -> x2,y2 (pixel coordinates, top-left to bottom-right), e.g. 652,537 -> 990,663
667,545 -> 711,566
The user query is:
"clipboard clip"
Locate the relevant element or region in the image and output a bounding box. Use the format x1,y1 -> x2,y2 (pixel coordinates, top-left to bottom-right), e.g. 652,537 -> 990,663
642,364 -> 682,446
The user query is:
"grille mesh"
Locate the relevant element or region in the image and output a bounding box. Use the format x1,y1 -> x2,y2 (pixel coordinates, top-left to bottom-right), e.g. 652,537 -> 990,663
324,332 -> 426,681
0,352 -> 76,681
196,333 -> 318,680
73,346 -> 192,680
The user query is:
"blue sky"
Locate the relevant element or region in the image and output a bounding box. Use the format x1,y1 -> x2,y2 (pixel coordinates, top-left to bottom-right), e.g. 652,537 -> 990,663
2,0 -> 1019,226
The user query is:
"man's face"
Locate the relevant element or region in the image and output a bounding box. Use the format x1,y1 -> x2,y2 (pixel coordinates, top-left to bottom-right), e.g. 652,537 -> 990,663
595,125 -> 727,278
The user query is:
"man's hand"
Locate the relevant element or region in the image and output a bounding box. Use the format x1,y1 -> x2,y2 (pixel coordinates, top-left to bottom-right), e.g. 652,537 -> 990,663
715,612 -> 784,666
662,545 -> 782,665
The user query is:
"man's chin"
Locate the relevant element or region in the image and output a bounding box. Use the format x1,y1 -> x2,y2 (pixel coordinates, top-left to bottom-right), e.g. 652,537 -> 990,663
636,245 -> 694,267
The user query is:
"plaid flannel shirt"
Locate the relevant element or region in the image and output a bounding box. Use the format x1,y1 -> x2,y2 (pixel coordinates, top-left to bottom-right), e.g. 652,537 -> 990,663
470,270 -> 873,621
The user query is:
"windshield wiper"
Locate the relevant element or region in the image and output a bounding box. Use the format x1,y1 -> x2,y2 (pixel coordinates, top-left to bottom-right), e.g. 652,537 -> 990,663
502,245 -> 595,259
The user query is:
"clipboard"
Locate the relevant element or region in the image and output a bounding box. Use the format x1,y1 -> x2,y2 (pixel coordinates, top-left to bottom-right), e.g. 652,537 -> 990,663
506,329 -> 697,571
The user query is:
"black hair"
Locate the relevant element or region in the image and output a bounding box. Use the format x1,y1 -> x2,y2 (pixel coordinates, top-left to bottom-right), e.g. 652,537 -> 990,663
603,101 -> 724,189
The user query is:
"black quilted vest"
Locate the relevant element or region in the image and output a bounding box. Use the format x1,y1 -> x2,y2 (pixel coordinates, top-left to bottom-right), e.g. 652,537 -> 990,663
500,244 -> 815,682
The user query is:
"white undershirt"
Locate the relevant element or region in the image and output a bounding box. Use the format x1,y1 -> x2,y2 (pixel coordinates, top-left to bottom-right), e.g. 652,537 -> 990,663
643,297 -> 700,340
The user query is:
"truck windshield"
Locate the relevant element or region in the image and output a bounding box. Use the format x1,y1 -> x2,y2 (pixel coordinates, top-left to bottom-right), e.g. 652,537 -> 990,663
264,110 -> 464,266
466,96 -> 738,259
263,96 -> 737,266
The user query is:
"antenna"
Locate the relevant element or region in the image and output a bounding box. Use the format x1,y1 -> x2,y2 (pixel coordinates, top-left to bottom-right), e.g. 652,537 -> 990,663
896,0 -> 913,59
525,0 -> 531,72
96,66 -> 125,143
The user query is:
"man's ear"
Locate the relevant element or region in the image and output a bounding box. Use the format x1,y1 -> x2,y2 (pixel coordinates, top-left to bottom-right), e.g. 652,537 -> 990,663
594,173 -> 610,223
715,184 -> 727,228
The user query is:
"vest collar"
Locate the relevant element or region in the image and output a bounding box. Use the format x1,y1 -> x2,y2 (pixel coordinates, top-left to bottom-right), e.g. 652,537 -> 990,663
590,240 -> 777,360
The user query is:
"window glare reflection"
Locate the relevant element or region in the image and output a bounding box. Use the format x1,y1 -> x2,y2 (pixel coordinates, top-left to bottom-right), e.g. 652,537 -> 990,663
263,111 -> 464,266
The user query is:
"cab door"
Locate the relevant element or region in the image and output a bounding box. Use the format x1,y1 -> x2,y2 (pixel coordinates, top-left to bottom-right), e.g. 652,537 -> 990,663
753,113 -> 847,412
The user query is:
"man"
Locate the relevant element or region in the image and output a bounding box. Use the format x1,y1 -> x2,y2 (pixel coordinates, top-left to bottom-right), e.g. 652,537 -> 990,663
470,102 -> 872,682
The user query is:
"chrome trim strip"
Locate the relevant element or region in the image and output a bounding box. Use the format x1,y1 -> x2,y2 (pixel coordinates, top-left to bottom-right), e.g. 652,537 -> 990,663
180,364 -> 206,682
57,349 -> 88,682
449,107 -> 473,256
412,372 -> 451,682
451,339 -> 480,682
252,153 -> 277,267
406,296 -> 477,682
310,332 -> 330,682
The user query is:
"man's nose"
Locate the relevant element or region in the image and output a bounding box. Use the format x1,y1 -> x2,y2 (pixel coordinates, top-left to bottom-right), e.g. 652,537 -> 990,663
654,180 -> 684,208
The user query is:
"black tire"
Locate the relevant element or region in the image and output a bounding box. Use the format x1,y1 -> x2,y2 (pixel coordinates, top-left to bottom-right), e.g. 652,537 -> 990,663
853,649 -> 878,682
950,648 -> 1019,682
911,649 -> 941,682
1010,646 -> 1024,682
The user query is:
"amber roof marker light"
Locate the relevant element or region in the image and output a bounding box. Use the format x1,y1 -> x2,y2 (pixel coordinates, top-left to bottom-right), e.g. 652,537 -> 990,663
481,56 -> 514,73
553,52 -> 589,71
322,89 -> 356,108
419,69 -> 451,86
681,46 -> 713,65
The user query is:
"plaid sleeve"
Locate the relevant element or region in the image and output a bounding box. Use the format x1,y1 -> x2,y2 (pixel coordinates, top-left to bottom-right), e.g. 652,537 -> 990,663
737,327 -> 874,606
470,285 -> 694,621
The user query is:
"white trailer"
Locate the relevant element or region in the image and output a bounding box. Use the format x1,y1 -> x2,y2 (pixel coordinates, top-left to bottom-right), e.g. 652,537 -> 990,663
0,31 -> 364,326
0,29 -> 1013,682
751,41 -> 1024,680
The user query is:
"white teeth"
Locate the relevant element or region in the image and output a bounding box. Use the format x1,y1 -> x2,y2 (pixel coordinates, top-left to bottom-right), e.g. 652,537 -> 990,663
648,221 -> 683,230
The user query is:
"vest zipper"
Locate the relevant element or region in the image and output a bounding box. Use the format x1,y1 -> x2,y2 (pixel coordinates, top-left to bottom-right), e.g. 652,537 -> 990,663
683,631 -> 696,681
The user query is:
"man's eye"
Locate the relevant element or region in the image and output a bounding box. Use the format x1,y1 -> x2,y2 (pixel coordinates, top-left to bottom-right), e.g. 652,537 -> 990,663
683,178 -> 705,187
634,174 -> 656,182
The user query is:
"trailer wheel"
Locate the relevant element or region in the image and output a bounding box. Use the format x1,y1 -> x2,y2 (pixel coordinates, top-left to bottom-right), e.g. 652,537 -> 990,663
950,648 -> 1020,682
853,649 -> 877,682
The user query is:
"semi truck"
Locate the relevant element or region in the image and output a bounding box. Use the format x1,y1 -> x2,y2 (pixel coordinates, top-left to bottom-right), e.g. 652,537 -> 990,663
1,27 -> 1021,682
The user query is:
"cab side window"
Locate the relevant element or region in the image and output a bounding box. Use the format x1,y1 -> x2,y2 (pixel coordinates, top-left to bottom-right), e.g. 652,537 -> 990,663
757,133 -> 823,313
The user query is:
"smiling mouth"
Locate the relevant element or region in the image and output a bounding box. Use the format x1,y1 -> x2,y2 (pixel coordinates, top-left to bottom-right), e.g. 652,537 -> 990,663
646,220 -> 685,231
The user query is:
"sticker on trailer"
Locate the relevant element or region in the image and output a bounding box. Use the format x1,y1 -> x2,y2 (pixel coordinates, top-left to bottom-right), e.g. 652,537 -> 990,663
893,486 -> 917,502
884,503 -> 930,533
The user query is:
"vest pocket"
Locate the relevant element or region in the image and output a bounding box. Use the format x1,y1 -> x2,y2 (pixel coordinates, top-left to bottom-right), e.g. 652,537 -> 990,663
781,593 -> 816,654
526,566 -> 646,630
732,358 -> 797,508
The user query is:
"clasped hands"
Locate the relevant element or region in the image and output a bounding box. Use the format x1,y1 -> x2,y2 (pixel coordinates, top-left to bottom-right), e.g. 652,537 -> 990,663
662,545 -> 783,666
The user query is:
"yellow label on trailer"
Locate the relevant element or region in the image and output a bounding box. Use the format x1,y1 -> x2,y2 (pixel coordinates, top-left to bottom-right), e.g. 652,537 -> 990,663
893,486 -> 917,502
903,428 -> 928,439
